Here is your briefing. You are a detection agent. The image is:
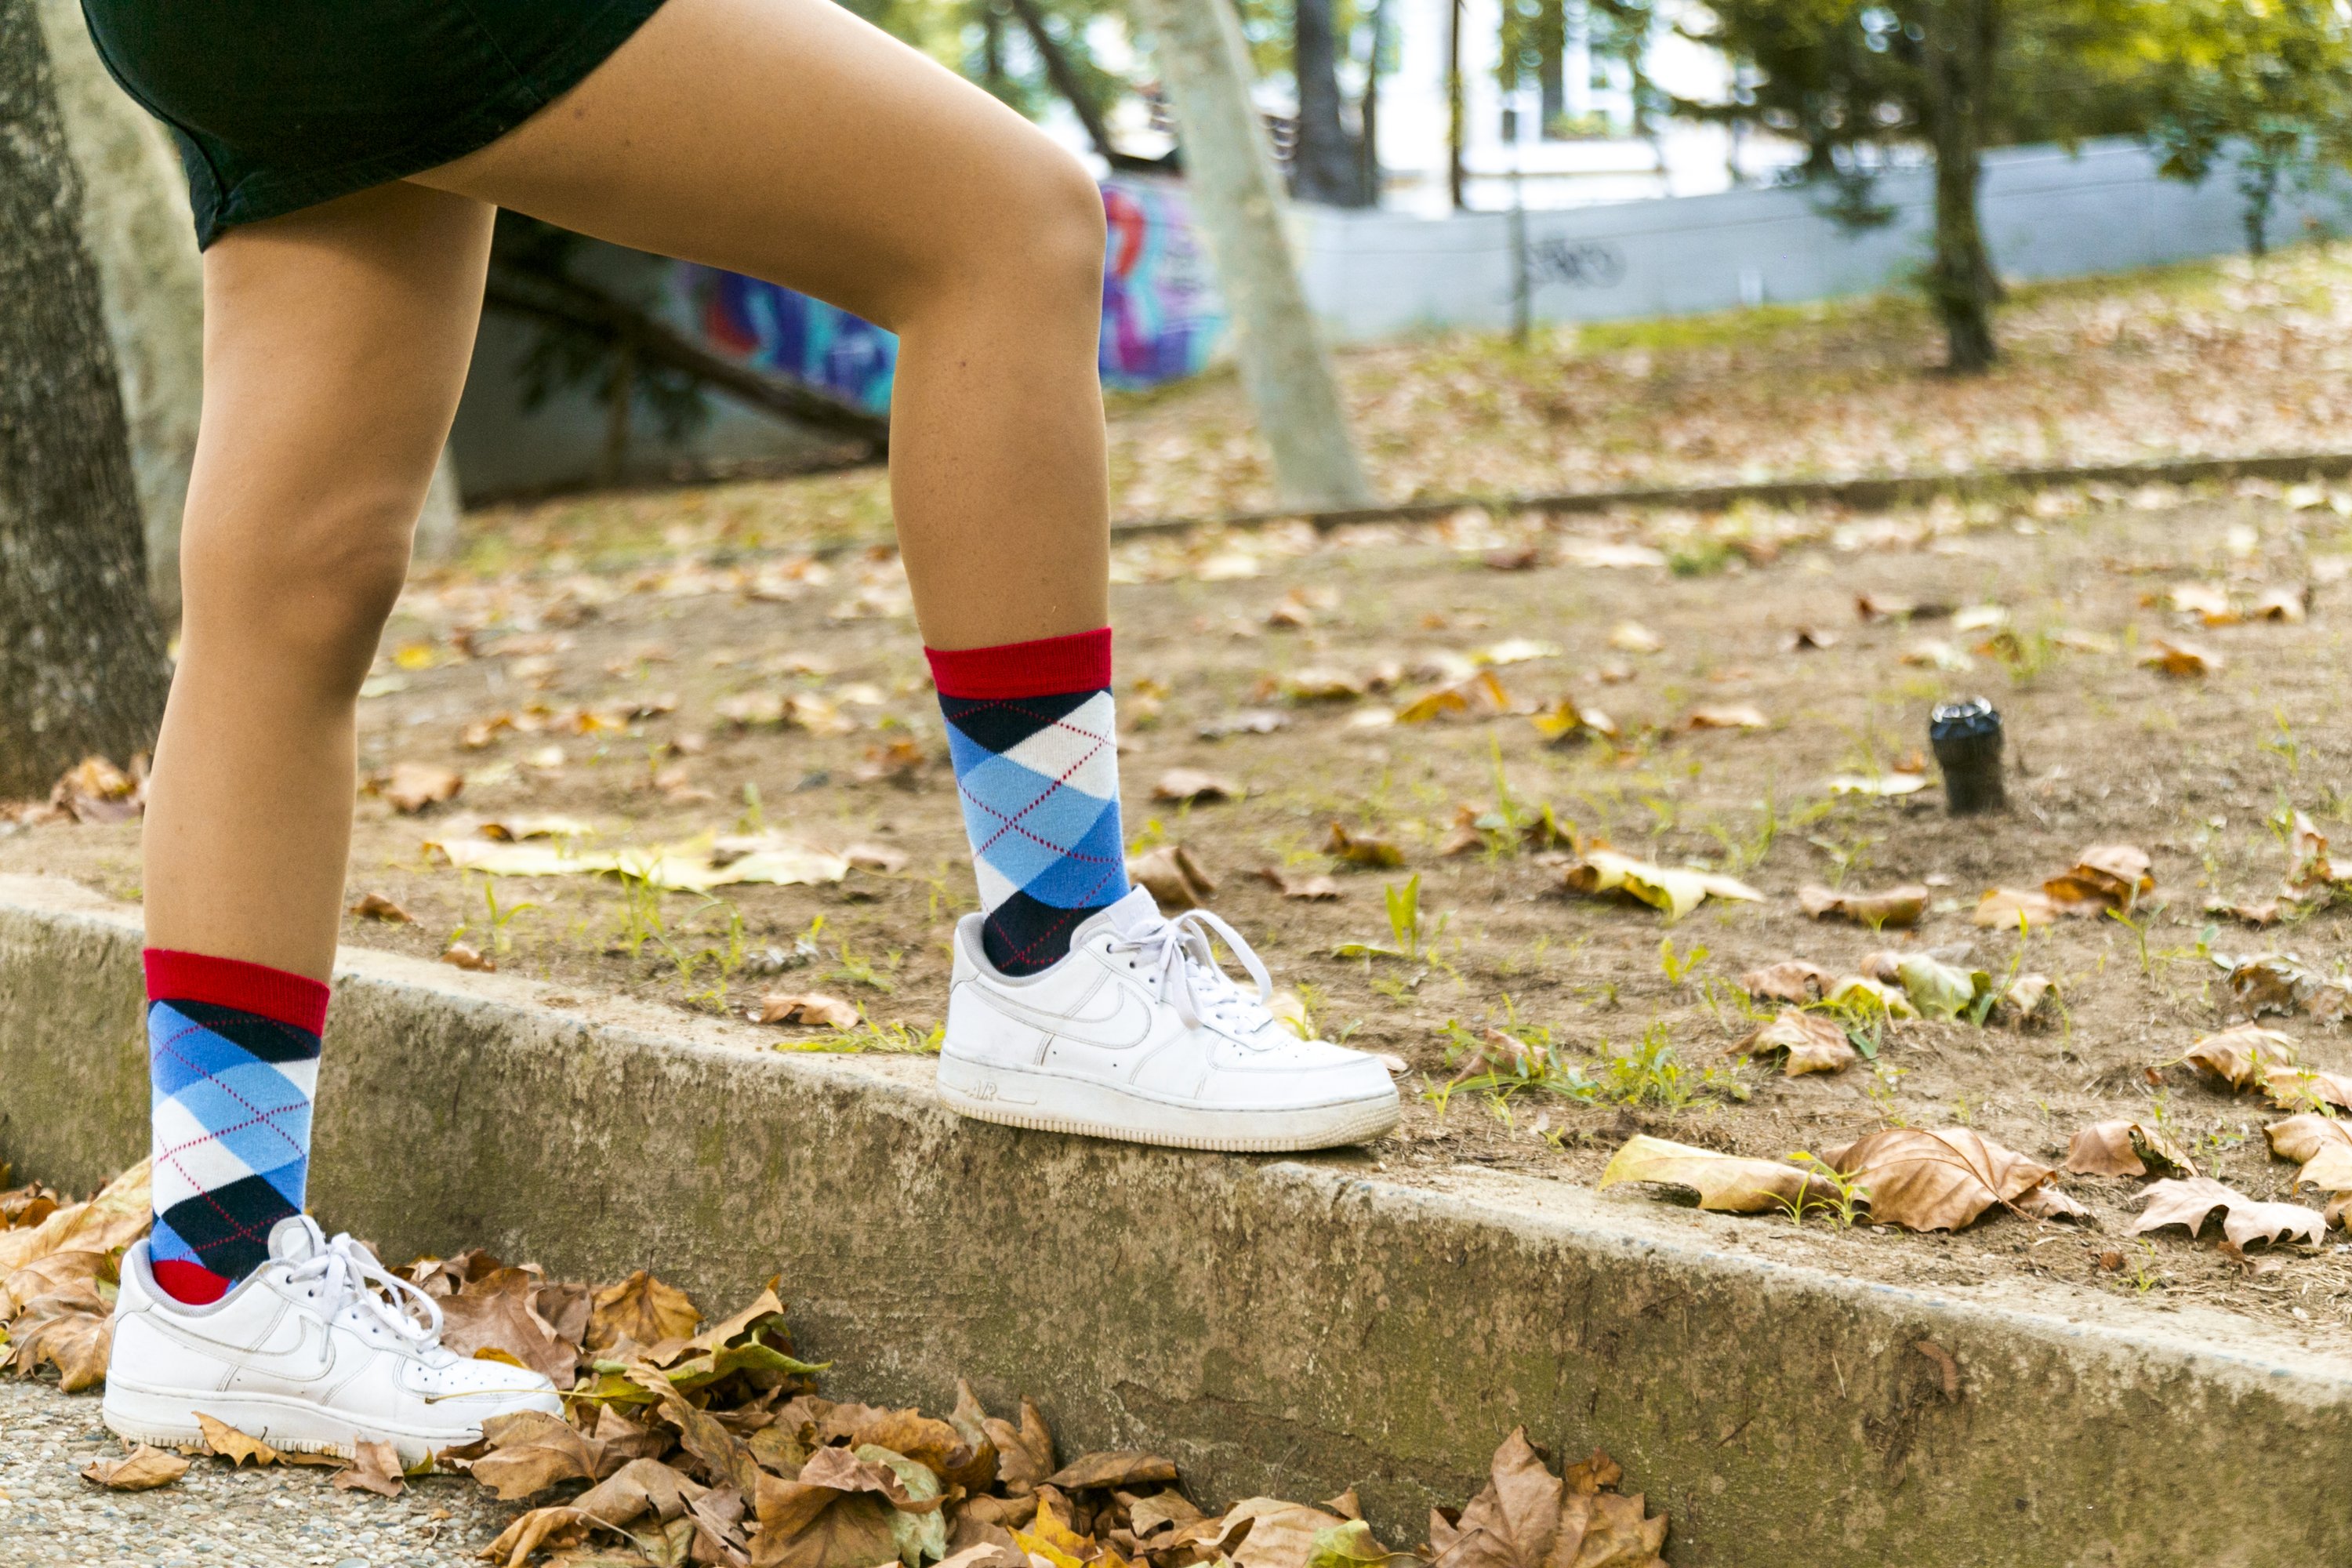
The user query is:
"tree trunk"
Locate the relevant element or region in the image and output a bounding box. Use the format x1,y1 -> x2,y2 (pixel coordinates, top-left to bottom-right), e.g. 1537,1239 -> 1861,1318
2240,157 -> 2279,258
1291,0 -> 1364,205
1446,0 -> 1467,209
1356,0 -> 1387,201
0,0 -> 171,797
33,0 -> 203,626
1134,0 -> 1372,510
1916,0 -> 2000,374
411,446 -> 466,564
1537,0 -> 1564,132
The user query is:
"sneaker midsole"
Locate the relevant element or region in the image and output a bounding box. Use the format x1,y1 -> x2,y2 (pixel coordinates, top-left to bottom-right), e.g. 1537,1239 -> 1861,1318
102,1377 -> 501,1462
936,1051 -> 1396,1128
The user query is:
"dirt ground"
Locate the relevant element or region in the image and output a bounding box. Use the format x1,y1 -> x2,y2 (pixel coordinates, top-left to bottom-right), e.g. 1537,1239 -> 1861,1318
15,250 -> 2352,1359
16,473 -> 2352,1352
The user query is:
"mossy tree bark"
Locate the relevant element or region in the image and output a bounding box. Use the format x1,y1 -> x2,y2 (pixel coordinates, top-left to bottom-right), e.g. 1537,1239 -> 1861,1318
33,0 -> 205,625
0,0 -> 172,797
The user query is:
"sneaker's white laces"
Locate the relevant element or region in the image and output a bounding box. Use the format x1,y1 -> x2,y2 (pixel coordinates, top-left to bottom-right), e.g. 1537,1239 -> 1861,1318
1109,907 -> 1274,1033
281,1219 -> 444,1348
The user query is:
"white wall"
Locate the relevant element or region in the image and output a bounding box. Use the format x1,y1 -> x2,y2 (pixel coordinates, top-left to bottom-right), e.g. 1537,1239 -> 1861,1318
1296,138 -> 2350,342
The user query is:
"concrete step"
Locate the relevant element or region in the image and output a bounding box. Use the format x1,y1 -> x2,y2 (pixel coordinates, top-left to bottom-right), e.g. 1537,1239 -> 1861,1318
2,873 -> 2343,1567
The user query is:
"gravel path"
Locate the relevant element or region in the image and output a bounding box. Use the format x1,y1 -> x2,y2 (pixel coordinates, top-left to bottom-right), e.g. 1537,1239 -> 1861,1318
0,1377 -> 525,1568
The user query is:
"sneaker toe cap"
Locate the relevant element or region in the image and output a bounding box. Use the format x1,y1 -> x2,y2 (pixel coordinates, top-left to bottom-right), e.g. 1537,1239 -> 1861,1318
1206,1037 -> 1399,1106
411,1357 -> 564,1417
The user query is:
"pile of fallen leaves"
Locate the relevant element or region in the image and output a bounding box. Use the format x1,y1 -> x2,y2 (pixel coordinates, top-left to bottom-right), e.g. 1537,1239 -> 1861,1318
2,1165 -> 1669,1568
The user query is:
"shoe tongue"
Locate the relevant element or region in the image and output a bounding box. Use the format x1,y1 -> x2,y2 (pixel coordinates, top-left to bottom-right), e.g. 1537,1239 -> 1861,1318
267,1214 -> 328,1265
1099,884 -> 1162,937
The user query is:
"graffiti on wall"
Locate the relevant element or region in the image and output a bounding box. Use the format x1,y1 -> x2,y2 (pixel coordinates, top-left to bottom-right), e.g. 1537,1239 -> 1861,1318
682,176 -> 1226,412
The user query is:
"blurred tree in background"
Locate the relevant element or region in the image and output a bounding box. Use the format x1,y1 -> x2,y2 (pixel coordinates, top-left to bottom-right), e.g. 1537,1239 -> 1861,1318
2147,0 -> 2352,257
1682,0 -> 2160,374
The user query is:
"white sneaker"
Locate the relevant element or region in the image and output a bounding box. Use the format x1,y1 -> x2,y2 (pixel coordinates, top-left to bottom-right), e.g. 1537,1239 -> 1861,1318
103,1216 -> 563,1466
938,886 -> 1401,1151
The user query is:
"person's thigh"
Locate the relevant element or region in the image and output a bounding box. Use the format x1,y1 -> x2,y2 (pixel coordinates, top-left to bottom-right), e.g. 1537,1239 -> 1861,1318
411,0 -> 1099,332
183,182 -> 495,669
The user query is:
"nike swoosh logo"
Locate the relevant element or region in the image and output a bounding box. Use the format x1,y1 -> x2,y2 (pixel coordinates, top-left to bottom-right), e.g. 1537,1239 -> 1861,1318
172,1311 -> 332,1382
978,977 -> 1156,1051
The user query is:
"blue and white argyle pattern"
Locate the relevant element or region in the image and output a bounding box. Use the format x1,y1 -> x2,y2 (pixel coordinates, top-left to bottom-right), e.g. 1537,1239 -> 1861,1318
940,686 -> 1129,974
147,999 -> 319,1301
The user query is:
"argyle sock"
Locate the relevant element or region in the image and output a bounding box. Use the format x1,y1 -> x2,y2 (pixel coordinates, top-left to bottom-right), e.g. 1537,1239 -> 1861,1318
143,949 -> 327,1305
928,628 -> 1130,976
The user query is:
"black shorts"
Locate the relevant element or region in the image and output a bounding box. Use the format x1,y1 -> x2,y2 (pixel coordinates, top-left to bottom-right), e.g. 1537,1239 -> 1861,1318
80,0 -> 670,248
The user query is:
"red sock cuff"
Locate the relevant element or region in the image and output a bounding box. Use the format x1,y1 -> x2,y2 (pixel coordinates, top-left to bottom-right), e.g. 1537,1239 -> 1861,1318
925,628 -> 1112,699
144,949 -> 331,1035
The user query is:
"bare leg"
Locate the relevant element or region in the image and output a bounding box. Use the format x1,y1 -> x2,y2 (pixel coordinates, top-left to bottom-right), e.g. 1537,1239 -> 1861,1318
412,0 -> 1111,649
142,184 -> 494,977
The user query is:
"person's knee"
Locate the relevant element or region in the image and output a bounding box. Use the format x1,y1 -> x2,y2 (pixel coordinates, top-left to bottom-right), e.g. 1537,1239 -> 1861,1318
886,137 -> 1104,329
182,489 -> 416,697
1016,146 -> 1108,307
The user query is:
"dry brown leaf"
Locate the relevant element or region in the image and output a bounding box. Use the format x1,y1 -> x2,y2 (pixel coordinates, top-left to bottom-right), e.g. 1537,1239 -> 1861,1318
2013,1185 -> 2091,1222
81,1445 -> 188,1491
1597,1135 -> 1835,1214
2184,1023 -> 2299,1088
1153,768 -> 1241,804
1128,846 -> 1217,911
1798,884 -> 1926,928
2252,585 -> 2309,622
1326,822 -> 1405,868
2130,1177 -> 2325,1248
1397,670 -> 1515,724
754,1487 -> 899,1568
2264,1112 -> 2352,1196
1740,960 -> 1837,1004
662,1389 -> 764,1501
756,993 -> 860,1029
2262,1065 -> 2352,1112
1530,696 -> 1618,745
1730,1011 -> 1856,1076
1608,621 -> 1662,653
5,1278 -> 112,1391
470,1412 -> 612,1499
2227,955 -> 2352,1021
0,1160 -> 150,1273
49,754 -> 145,823
348,892 -> 415,924
1827,1128 -> 2054,1232
1042,1452 -> 1181,1491
1683,703 -> 1766,731
2140,637 -> 2222,677
844,843 -> 911,874
383,761 -> 463,813
979,1396 -> 1055,1495
441,942 -> 494,972
1256,866 -> 1343,900
1222,1497 -> 1352,1568
334,1439 -> 407,1498
2167,581 -> 2236,624
1562,850 -> 1761,922
198,1413 -> 290,1468
1972,887 -> 2058,929
436,1267 -> 578,1387
2042,844 -> 2154,913
1281,667 -> 1367,701
2063,1120 -> 2196,1178
590,1269 -> 702,1355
